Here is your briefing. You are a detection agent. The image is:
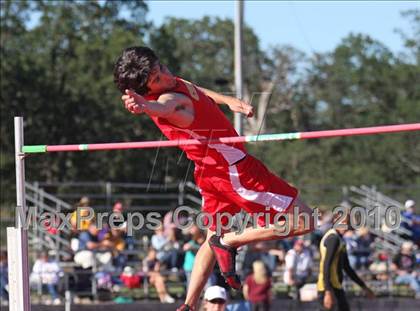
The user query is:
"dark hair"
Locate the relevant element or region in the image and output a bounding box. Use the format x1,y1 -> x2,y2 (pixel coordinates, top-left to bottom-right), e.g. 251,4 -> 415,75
113,46 -> 159,95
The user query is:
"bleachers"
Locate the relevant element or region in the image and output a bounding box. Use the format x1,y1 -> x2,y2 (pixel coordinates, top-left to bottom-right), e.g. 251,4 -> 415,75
24,182 -> 418,305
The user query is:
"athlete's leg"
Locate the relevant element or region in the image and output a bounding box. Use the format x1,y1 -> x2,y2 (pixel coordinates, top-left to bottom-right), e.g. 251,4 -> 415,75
334,289 -> 350,311
222,196 -> 314,248
182,228 -> 217,309
208,197 -> 314,290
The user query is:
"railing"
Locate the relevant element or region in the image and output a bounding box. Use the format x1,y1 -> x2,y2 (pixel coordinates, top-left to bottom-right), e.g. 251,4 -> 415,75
32,181 -> 202,213
346,185 -> 412,254
25,182 -> 74,261
23,181 -> 203,261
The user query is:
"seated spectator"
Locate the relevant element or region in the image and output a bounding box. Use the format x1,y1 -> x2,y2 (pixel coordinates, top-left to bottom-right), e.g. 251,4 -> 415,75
101,227 -> 127,271
111,202 -> 136,251
142,248 -> 175,303
74,224 -> 112,269
369,252 -> 389,282
355,227 -> 373,269
120,266 -> 142,289
243,261 -> 272,311
95,271 -> 113,291
392,241 -> 420,298
283,239 -> 312,301
243,241 -> 284,276
0,250 -> 8,305
70,196 -> 94,232
151,225 -> 181,270
30,251 -> 62,305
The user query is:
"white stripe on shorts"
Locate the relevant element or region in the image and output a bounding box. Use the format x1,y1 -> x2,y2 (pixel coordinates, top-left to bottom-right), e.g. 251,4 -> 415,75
228,165 -> 293,212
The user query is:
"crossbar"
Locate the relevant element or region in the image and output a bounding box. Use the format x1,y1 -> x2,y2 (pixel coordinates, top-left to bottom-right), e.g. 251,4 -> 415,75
22,123 -> 420,154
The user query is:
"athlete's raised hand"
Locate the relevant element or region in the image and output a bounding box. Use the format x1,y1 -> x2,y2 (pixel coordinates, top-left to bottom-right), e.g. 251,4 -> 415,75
197,86 -> 254,118
122,89 -> 147,114
227,98 -> 254,118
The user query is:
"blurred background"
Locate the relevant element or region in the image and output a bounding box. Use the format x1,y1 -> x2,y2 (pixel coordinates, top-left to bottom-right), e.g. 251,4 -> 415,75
0,0 -> 419,310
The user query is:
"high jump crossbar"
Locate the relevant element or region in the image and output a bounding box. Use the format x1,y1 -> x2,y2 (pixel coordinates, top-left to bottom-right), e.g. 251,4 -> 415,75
8,117 -> 420,311
22,123 -> 420,153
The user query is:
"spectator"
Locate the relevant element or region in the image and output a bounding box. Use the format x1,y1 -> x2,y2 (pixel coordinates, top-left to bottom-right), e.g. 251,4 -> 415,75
30,251 -> 62,305
243,241 -> 284,276
201,285 -> 228,311
355,227 -> 373,269
283,239 -> 312,301
151,225 -> 181,270
392,241 -> 420,298
164,210 -> 189,237
74,224 -> 112,269
0,250 -> 8,306
101,227 -> 127,271
243,261 -> 272,311
111,202 -> 136,250
183,224 -> 206,286
142,248 -> 175,303
369,252 -> 389,282
259,241 -> 284,273
343,230 -> 359,269
402,200 -> 420,246
120,266 -> 141,289
70,196 -> 94,232
77,223 -> 101,251
311,209 -> 332,248
112,201 -> 125,223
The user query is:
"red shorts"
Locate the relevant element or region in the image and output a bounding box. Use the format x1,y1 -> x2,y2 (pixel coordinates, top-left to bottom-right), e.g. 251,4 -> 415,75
194,155 -> 298,231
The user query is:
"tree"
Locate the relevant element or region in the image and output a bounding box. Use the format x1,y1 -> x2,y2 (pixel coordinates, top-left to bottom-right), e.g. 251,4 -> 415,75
1,1 -> 153,205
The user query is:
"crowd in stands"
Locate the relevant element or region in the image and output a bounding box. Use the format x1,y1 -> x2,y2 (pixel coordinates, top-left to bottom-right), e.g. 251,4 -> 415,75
0,197 -> 419,307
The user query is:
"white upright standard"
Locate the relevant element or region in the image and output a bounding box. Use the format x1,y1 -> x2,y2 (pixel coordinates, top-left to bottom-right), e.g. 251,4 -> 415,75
7,116 -> 31,310
234,0 -> 244,135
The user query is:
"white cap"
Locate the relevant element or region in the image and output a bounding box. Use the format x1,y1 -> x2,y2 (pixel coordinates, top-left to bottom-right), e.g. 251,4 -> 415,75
405,200 -> 415,209
204,286 -> 227,302
402,241 -> 414,250
123,266 -> 135,275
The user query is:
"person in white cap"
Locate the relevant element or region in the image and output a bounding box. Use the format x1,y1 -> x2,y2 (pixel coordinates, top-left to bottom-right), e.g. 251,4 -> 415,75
202,286 -> 227,311
402,200 -> 420,246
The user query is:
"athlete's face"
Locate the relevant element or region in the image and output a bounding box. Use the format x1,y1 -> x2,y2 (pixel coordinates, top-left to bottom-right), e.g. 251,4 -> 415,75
146,62 -> 176,95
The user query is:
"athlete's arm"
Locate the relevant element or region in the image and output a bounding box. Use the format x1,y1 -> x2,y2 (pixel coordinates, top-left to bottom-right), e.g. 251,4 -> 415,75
342,250 -> 366,288
122,89 -> 194,128
343,250 -> 375,298
197,86 -> 254,117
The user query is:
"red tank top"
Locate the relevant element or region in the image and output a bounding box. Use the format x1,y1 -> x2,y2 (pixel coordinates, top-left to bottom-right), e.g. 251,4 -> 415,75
144,77 -> 247,167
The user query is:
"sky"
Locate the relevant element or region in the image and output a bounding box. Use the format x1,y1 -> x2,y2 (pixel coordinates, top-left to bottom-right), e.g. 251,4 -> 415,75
147,1 -> 419,54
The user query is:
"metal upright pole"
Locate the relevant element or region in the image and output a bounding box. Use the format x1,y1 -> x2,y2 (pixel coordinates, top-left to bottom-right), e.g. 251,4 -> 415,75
234,0 -> 244,135
7,116 -> 31,311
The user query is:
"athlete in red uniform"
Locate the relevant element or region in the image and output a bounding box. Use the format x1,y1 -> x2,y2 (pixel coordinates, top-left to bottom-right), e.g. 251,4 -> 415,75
114,47 -> 314,310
